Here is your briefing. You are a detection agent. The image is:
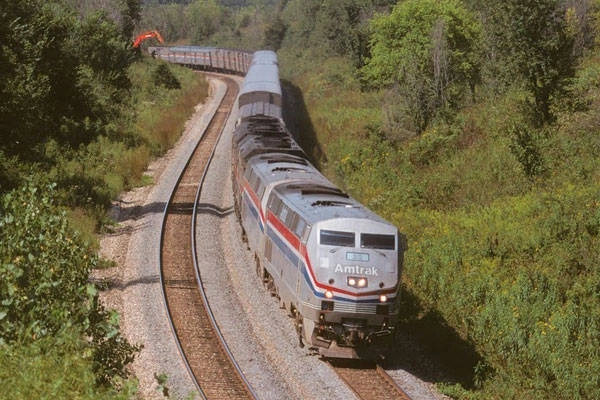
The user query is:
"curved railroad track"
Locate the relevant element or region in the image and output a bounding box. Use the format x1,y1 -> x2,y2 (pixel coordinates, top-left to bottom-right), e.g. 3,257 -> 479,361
160,74 -> 257,400
330,360 -> 413,400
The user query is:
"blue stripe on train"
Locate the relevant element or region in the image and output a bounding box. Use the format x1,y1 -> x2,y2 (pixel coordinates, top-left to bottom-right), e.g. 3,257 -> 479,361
243,191 -> 264,232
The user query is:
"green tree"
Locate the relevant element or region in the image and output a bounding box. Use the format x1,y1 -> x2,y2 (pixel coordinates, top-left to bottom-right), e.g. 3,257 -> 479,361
479,0 -> 576,125
362,0 -> 481,134
0,0 -> 133,160
281,0 -> 370,61
141,3 -> 188,42
120,0 -> 142,40
185,0 -> 224,43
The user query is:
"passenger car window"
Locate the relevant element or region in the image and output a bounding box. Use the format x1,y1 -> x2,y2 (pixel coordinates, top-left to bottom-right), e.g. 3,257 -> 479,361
360,233 -> 395,250
320,230 -> 355,247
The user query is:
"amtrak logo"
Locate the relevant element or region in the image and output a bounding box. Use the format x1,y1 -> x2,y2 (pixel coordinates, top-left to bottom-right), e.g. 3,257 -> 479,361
334,264 -> 379,276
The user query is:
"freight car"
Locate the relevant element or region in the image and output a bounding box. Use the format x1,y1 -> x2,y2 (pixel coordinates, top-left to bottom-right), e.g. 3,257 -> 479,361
147,46 -> 252,75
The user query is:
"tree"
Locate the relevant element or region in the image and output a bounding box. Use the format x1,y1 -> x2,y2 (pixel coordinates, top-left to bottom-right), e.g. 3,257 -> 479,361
362,0 -> 481,134
0,0 -> 133,160
281,0 -> 370,61
264,14 -> 287,51
479,0 -> 576,125
185,0 -> 224,43
120,0 -> 142,40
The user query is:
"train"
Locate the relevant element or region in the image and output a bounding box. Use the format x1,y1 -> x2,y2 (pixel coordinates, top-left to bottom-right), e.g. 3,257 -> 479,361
149,45 -> 406,358
231,50 -> 406,359
147,46 -> 252,75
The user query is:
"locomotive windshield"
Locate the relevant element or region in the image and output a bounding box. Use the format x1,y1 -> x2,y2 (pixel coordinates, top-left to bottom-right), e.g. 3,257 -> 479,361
320,230 -> 355,247
360,233 -> 396,250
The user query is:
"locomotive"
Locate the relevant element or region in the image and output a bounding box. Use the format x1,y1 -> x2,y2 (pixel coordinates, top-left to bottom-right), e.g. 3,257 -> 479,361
232,50 -> 406,358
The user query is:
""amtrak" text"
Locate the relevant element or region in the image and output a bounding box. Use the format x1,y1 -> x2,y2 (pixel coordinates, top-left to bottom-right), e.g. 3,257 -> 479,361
334,264 -> 379,276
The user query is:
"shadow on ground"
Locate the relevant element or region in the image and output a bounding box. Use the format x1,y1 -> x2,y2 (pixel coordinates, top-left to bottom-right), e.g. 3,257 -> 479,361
384,285 -> 486,390
281,79 -> 327,168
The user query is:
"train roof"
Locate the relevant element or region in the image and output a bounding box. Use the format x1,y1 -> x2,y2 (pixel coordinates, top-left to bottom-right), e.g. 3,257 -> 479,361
237,135 -> 306,162
247,154 -> 326,186
248,152 -> 309,166
233,119 -> 288,145
168,46 -> 215,52
272,182 -> 391,226
250,50 -> 278,65
238,102 -> 282,120
239,63 -> 281,97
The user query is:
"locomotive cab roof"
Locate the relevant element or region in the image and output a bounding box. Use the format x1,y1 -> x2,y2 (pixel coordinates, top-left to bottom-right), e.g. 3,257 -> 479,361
271,182 -> 390,225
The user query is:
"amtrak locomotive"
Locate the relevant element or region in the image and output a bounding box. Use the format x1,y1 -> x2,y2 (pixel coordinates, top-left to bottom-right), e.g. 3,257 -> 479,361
232,50 -> 406,358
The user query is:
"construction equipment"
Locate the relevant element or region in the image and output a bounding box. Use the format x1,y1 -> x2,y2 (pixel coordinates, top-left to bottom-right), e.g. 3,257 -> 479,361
133,30 -> 164,48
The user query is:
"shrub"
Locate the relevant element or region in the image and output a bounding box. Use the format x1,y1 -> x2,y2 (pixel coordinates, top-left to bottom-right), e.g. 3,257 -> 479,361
152,63 -> 181,90
0,184 -> 139,388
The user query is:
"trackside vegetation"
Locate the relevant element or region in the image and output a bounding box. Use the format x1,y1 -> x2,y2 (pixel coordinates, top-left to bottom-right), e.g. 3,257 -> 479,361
1,0 -> 208,395
142,0 -> 600,398
274,1 -> 600,398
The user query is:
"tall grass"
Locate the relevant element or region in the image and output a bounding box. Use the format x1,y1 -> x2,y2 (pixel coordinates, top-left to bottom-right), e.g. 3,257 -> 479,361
280,51 -> 600,399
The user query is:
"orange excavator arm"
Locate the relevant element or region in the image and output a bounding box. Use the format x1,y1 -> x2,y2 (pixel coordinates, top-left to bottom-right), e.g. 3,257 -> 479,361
133,30 -> 165,48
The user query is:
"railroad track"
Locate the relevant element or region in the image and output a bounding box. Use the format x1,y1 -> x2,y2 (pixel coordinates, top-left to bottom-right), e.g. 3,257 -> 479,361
160,74 -> 257,400
330,360 -> 413,400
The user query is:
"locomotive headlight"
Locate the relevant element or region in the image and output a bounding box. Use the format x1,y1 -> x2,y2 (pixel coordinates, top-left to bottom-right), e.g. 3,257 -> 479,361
325,290 -> 334,299
379,294 -> 388,303
347,277 -> 368,288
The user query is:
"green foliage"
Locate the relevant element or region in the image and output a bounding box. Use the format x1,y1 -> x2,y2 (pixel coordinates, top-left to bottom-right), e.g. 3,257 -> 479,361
140,3 -> 188,43
185,0 -> 228,43
0,184 -> 96,342
0,329 -> 136,399
0,184 -> 140,388
361,0 -> 481,134
0,0 -> 134,159
121,0 -> 142,39
281,0 -> 371,63
263,14 -> 286,51
153,63 -> 182,89
508,122 -> 547,178
478,0 -> 577,124
400,186 -> 600,399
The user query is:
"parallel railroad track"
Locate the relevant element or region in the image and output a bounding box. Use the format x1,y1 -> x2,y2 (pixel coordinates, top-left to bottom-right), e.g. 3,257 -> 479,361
330,360 -> 413,400
160,74 -> 257,400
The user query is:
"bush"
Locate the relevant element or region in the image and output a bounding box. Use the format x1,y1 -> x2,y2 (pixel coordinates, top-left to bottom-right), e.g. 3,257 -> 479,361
152,63 -> 181,89
0,329 -> 136,399
0,184 -> 139,388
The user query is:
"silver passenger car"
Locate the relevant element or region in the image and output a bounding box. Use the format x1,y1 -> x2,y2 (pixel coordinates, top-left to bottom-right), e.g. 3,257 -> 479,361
238,50 -> 282,121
